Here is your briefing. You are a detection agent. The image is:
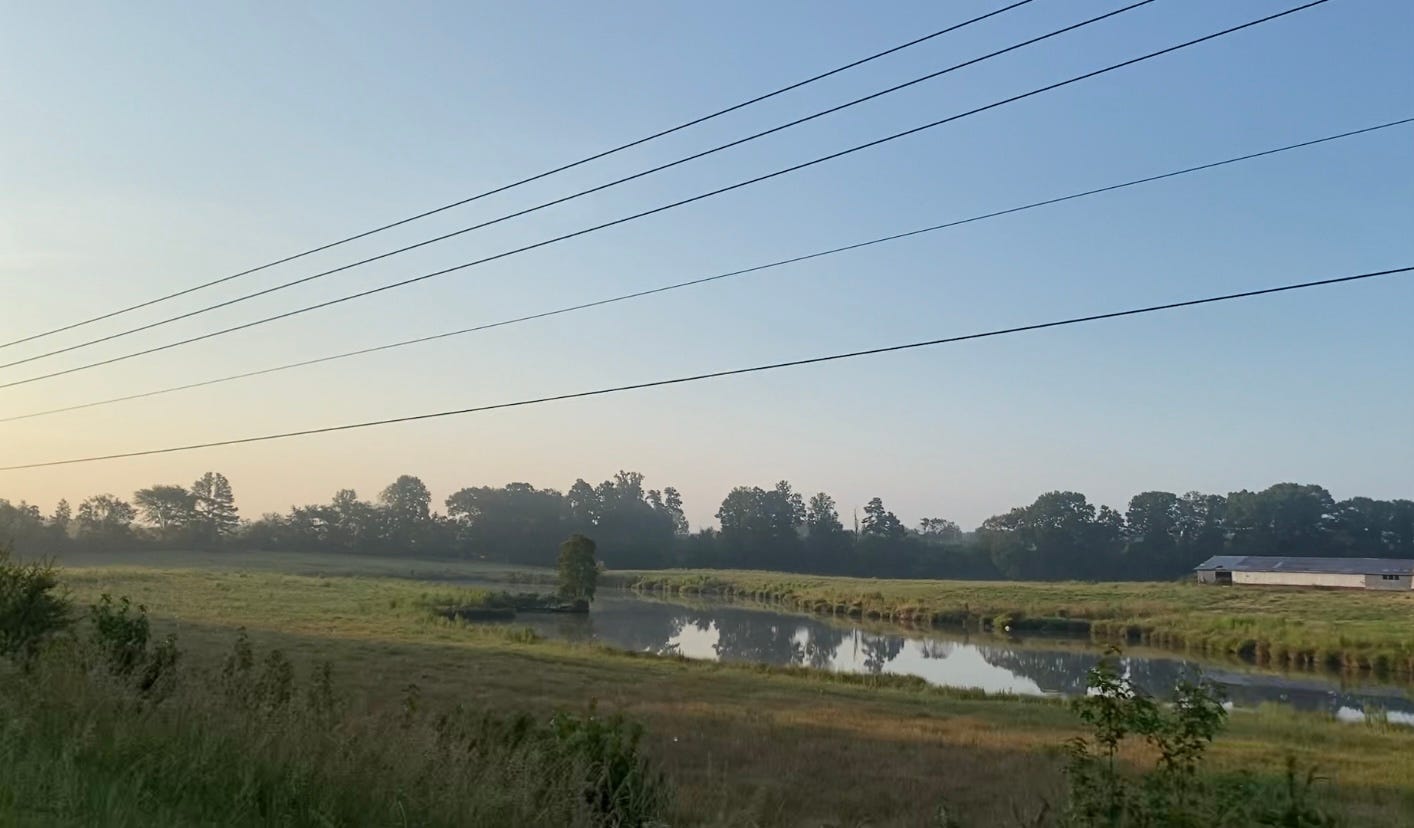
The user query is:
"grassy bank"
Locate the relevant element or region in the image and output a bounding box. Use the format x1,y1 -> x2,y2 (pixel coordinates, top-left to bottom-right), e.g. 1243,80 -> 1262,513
19,563 -> 1412,826
610,570 -> 1414,675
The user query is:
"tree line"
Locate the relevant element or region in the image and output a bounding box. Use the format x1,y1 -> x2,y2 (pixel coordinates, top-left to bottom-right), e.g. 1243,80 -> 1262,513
0,472 -> 239,551
2,472 -> 1410,580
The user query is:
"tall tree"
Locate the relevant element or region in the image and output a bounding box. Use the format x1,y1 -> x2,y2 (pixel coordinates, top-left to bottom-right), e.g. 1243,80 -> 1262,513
446,483 -> 571,565
660,487 -> 689,534
330,488 -> 379,550
379,474 -> 432,551
1124,491 -> 1180,577
805,492 -> 852,574
716,482 -> 805,570
978,491 -> 1122,580
190,472 -> 239,545
1175,491 -> 1226,569
557,533 -> 599,603
918,517 -> 962,543
860,497 -> 905,540
1386,500 -> 1414,557
858,496 -> 911,575
1225,483 -> 1335,556
806,493 -> 843,536
567,479 -> 601,528
1328,496 -> 1414,558
75,495 -> 136,544
0,500 -> 46,553
49,499 -> 71,547
134,484 -> 196,541
594,472 -> 677,568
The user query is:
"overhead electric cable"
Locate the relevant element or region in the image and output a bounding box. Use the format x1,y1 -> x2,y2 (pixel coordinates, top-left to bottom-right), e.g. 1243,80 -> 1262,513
0,0 -> 1040,351
3,115 -> 1405,423
3,0 -> 1156,370
3,262 -> 1407,471
0,0 -> 1334,391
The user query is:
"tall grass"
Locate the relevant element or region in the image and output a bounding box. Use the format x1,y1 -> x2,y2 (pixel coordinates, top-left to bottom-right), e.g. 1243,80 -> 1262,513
0,633 -> 669,827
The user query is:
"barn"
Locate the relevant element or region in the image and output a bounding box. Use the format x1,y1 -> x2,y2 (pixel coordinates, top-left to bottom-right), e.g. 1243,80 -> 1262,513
1194,555 -> 1414,590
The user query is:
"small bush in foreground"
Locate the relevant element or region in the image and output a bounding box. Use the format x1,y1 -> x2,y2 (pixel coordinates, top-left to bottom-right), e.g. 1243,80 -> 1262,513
0,544 -> 70,666
1063,651 -> 1339,827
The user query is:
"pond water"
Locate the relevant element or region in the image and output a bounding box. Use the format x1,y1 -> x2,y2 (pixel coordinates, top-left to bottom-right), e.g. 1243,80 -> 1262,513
498,589 -> 1414,725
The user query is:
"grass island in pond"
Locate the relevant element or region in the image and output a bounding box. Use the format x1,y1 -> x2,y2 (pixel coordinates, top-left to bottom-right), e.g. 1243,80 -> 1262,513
438,590 -> 590,621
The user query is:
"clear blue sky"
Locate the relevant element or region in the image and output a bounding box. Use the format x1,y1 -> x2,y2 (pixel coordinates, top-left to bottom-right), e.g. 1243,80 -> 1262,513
2,0 -> 1411,530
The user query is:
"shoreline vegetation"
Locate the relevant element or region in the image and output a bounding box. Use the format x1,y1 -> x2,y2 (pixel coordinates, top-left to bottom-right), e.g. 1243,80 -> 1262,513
610,569 -> 1414,676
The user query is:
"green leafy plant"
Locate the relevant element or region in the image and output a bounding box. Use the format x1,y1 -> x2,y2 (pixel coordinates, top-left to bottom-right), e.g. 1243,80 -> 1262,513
558,533 -> 600,603
89,594 -> 151,676
0,545 -> 70,666
548,702 -> 670,827
88,593 -> 179,694
1063,651 -> 1338,827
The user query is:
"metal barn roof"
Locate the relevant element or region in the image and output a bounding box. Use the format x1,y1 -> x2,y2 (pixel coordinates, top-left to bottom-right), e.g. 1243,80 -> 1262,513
1194,556 -> 1414,576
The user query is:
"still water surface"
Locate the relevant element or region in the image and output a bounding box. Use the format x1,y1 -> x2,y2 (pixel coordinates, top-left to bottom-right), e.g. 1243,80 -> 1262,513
499,589 -> 1414,725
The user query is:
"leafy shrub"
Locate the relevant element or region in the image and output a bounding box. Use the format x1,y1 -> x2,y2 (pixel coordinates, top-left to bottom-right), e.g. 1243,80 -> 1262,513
1062,651 -> 1339,827
89,594 -> 151,675
549,703 -> 670,827
88,593 -> 179,694
0,545 -> 70,665
558,533 -> 600,602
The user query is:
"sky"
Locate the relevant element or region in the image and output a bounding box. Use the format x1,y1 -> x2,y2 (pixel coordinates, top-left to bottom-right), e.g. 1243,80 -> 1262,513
2,0 -> 1412,531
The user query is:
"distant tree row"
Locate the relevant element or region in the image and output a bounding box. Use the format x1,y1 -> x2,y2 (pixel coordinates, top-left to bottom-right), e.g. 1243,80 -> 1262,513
0,472 -> 238,551
3,474 -> 1410,581
236,470 -> 686,568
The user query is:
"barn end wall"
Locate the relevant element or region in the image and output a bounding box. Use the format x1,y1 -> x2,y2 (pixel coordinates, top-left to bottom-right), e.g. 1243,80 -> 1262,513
1364,574 -> 1413,591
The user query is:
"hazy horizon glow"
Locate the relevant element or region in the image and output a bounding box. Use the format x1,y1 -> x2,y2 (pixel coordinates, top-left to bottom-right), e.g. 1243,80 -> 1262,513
3,0 -> 1412,532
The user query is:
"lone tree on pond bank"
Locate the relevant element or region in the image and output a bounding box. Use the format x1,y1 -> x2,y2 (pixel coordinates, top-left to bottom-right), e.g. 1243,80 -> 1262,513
557,534 -> 599,604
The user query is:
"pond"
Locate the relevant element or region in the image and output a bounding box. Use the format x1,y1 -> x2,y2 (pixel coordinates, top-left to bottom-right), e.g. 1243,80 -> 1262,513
497,588 -> 1414,725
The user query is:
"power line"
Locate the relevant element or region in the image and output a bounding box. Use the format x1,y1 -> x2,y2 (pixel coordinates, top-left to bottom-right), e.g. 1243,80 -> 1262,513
4,116 -> 1405,424
3,263 -> 1407,471
3,0 -> 1156,371
0,0 -> 1041,353
0,0 -> 1333,392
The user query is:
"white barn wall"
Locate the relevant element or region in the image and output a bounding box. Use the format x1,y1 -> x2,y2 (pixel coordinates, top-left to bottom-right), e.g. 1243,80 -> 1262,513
1231,571 -> 1366,589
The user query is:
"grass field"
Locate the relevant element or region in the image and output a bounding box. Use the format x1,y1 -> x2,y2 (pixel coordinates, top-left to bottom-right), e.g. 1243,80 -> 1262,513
613,570 -> 1414,675
52,546 -> 557,584
12,558 -> 1409,826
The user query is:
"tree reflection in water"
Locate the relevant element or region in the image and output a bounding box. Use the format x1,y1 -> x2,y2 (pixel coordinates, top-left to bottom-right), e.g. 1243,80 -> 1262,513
505,592 -> 1414,722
